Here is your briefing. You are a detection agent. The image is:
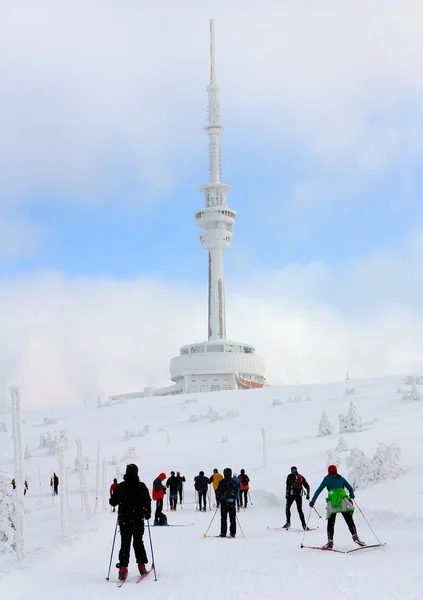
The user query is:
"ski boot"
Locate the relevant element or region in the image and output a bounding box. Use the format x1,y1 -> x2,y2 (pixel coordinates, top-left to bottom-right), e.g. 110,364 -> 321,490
118,567 -> 128,581
322,540 -> 333,549
138,563 -> 147,576
218,533 -> 226,538
282,522 -> 291,529
353,534 -> 366,547
302,524 -> 311,531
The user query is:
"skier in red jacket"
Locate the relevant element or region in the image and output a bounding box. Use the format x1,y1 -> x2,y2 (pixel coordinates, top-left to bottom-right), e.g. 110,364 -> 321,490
152,473 -> 167,525
110,478 -> 119,512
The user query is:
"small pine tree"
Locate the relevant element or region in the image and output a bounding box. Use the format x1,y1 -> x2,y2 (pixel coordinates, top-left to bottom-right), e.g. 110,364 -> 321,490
318,411 -> 334,436
339,401 -> 363,434
336,436 -> 348,452
24,445 -> 31,459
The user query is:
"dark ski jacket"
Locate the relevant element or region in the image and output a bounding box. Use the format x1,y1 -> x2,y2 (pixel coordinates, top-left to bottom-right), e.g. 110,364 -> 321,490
166,475 -> 179,494
286,472 -> 310,497
216,476 -> 238,504
176,475 -> 186,490
194,474 -> 210,493
109,472 -> 151,524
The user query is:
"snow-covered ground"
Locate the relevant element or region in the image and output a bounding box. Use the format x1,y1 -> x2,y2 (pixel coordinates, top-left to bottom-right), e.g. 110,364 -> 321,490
1,374 -> 423,599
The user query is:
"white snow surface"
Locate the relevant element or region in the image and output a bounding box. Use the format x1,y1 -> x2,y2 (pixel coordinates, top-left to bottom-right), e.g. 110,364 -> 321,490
0,374 -> 422,599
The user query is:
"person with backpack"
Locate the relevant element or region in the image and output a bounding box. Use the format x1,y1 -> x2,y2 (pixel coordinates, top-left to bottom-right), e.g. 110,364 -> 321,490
239,469 -> 250,508
176,471 -> 186,504
233,472 -> 241,511
110,478 -> 119,512
194,471 -> 210,511
109,463 -> 151,582
50,473 -> 59,495
216,468 -> 239,537
152,472 -> 167,525
283,466 -> 310,530
166,471 -> 179,511
309,464 -> 365,549
209,468 -> 223,507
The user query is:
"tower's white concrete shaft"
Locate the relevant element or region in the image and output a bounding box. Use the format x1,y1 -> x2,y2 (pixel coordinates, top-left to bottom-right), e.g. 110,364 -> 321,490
196,19 -> 236,341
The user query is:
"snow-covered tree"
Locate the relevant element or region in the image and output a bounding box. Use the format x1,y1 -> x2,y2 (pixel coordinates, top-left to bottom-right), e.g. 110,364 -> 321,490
339,400 -> 363,434
0,422 -> 7,433
108,455 -> 118,466
207,406 -> 221,421
58,431 -> 68,537
272,398 -> 282,406
345,386 -> 358,396
74,454 -> 89,471
121,446 -> 137,462
326,449 -> 341,467
402,377 -> 421,402
346,447 -> 373,488
318,411 -> 334,436
75,440 -> 91,519
372,442 -> 403,482
0,468 -> 16,554
225,409 -> 239,418
43,417 -> 57,425
125,425 -> 149,439
24,445 -> 31,460
336,436 -> 348,452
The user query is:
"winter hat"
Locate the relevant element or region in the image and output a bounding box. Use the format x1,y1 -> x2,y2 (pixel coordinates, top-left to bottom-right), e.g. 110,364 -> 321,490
291,466 -> 298,473
177,471 -> 180,476
126,463 -> 139,477
199,470 -> 204,476
223,467 -> 232,478
159,472 -> 166,480
328,464 -> 338,474
171,471 -> 175,475
240,469 -> 245,474
213,468 -> 218,473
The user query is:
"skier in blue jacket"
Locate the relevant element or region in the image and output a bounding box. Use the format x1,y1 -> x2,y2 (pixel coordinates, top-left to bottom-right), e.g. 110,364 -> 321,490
309,464 -> 365,549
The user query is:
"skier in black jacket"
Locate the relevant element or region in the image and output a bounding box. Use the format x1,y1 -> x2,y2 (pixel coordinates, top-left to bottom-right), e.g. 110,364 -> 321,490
166,471 -> 179,511
176,471 -> 186,504
109,464 -> 151,582
194,471 -> 209,511
216,467 -> 238,537
283,466 -> 310,530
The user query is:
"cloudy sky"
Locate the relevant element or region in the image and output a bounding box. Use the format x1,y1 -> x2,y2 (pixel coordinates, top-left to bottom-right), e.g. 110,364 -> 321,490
1,0 -> 423,410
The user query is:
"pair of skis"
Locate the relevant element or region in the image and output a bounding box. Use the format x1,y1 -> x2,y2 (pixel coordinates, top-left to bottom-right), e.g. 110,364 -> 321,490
267,526 -> 318,532
117,564 -> 154,587
301,543 -> 386,554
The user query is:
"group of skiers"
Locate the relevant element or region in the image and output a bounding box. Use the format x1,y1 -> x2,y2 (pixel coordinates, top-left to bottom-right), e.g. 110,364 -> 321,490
108,462 -> 364,582
196,468 -> 250,512
10,473 -> 59,496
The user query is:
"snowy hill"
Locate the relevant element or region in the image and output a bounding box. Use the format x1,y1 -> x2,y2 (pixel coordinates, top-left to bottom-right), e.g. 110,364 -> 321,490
1,374 -> 422,599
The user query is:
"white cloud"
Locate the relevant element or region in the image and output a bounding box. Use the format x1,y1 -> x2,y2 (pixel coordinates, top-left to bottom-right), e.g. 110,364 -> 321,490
1,0 -> 423,207
0,213 -> 42,261
1,241 -> 423,411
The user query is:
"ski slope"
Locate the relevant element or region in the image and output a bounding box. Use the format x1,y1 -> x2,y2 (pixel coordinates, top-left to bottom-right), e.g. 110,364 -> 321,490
1,375 -> 422,599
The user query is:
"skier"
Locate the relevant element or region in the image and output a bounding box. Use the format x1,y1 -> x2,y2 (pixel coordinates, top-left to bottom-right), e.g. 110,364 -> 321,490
50,473 -> 59,495
309,464 -> 365,549
209,468 -> 223,507
109,463 -> 151,582
166,471 -> 179,511
216,467 -> 238,537
194,470 -> 210,511
233,472 -> 241,511
176,471 -> 186,504
24,480 -> 28,495
152,472 -> 167,525
239,469 -> 250,508
11,479 -> 16,489
110,478 -> 119,512
283,466 -> 310,530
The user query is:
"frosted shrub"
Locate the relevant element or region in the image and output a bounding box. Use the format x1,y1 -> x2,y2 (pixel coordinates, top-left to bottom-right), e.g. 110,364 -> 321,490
318,411 -> 334,437
189,413 -> 205,423
184,397 -> 198,404
0,468 -> 16,554
346,448 -> 373,488
272,398 -> 282,406
339,401 -> 363,434
345,387 -> 358,396
401,378 -> 421,402
221,437 -> 228,443
326,449 -> 341,467
46,435 -> 59,455
373,443 -> 403,482
108,455 -> 118,466
346,443 -> 403,489
43,417 -> 57,425
24,445 -> 31,459
405,375 -> 423,385
0,423 -> 7,433
125,425 -> 149,439
207,407 -> 221,422
225,409 -> 239,418
336,436 -> 348,452
121,446 -> 137,461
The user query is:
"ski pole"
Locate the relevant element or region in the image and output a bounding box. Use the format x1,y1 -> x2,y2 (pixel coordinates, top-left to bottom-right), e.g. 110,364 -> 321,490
203,506 -> 219,537
300,507 -> 313,548
146,520 -> 158,581
313,506 -> 322,518
208,487 -> 211,510
106,515 -> 119,580
354,499 -> 382,544
248,491 -> 253,506
235,514 -> 245,537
